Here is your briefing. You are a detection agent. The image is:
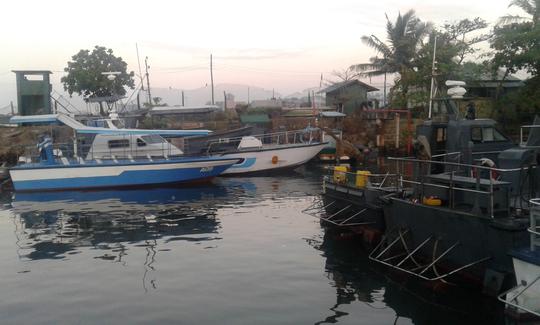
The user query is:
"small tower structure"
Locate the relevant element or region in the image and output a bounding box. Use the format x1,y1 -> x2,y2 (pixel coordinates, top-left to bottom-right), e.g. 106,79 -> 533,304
12,70 -> 52,115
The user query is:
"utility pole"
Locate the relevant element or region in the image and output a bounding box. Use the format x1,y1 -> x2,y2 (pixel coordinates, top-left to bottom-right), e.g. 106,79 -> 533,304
210,54 -> 215,105
145,56 -> 152,105
223,91 -> 227,110
182,90 -> 185,106
247,87 -> 250,105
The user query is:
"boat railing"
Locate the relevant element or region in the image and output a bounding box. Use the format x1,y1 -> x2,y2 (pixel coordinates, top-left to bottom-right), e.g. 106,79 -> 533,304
205,128 -> 321,154
528,199 -> 540,251
18,136 -> 180,165
497,198 -> 540,317
387,156 -> 538,219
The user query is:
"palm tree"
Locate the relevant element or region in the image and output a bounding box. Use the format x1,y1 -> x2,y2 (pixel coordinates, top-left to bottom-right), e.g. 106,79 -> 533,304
499,0 -> 539,26
351,10 -> 431,104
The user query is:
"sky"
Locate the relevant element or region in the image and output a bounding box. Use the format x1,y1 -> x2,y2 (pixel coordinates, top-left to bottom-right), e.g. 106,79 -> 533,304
0,0 -> 524,111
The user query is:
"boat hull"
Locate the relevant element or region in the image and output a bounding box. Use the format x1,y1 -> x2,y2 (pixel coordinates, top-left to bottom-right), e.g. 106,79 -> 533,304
382,198 -> 529,290
10,158 -> 238,191
322,182 -> 386,243
219,142 -> 326,175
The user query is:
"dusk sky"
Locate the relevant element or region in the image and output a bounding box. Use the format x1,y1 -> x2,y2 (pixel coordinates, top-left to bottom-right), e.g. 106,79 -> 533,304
0,0 -> 524,109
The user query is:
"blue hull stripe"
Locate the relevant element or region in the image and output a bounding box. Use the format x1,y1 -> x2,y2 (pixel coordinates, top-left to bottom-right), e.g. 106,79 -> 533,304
13,165 -> 232,191
230,158 -> 256,169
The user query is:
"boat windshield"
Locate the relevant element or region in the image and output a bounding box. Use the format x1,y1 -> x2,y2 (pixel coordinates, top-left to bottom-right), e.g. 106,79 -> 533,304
141,135 -> 166,144
111,119 -> 124,128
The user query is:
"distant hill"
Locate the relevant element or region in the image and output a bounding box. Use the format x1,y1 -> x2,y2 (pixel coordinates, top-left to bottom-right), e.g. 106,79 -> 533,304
150,84 -> 279,107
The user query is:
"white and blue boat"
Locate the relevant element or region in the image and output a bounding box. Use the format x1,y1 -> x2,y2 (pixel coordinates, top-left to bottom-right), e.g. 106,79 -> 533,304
205,129 -> 327,175
499,198 -> 540,319
10,135 -> 238,192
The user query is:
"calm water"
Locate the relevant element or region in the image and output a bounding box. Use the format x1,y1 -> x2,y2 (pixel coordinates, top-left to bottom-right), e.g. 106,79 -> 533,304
0,165 -> 509,324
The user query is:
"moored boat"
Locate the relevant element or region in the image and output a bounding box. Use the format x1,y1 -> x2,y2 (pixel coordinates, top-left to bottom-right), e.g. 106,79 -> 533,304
206,129 -> 327,175
10,135 -> 238,192
498,198 -> 540,319
369,154 -> 533,296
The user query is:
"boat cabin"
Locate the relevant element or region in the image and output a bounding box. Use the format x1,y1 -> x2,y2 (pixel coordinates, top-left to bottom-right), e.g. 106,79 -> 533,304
417,98 -> 514,163
85,134 -> 183,160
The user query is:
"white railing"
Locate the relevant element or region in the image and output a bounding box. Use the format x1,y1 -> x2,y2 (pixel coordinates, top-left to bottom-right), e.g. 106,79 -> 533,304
19,135 -> 180,165
529,199 -> 540,251
205,128 -> 321,154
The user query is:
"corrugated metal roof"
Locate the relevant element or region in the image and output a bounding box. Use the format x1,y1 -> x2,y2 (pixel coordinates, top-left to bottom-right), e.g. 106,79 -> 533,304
320,111 -> 346,118
319,80 -> 379,94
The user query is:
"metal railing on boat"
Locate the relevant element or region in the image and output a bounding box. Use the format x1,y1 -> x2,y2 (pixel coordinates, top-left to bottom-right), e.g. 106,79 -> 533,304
16,134 -> 182,165
205,128 -> 321,154
386,156 -> 538,219
497,198 -> 540,318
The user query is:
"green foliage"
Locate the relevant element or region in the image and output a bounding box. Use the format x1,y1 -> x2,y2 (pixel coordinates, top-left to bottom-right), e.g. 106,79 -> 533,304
351,10 -> 432,79
61,46 -> 135,99
491,23 -> 540,75
491,0 -> 540,75
492,77 -> 540,133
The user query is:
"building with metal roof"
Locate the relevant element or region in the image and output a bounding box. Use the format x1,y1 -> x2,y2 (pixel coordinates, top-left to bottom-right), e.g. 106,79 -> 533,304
319,80 -> 378,114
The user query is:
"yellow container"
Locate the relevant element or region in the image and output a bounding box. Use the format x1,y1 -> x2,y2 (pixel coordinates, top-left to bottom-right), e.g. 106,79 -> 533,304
423,196 -> 442,206
333,165 -> 349,184
356,170 -> 372,188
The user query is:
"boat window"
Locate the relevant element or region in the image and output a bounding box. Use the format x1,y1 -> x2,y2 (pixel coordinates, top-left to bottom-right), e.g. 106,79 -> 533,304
483,127 -> 507,141
435,127 -> 446,142
111,120 -> 124,128
107,139 -> 130,149
136,138 -> 147,147
141,135 -> 166,144
471,127 -> 482,142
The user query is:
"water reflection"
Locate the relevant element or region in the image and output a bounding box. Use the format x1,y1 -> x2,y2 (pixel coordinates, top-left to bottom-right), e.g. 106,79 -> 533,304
309,228 -> 508,325
11,185 -> 227,263
9,172 -> 322,262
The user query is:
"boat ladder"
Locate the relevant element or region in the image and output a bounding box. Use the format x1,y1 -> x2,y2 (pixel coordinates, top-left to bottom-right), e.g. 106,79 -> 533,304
368,227 -> 491,283
302,197 -> 374,227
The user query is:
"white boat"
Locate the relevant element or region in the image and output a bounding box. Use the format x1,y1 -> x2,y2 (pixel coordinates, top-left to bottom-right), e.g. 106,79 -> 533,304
499,198 -> 540,319
10,135 -> 238,192
206,129 -> 327,175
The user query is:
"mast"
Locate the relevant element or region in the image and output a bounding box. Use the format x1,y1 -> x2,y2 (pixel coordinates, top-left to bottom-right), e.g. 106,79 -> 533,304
136,43 -> 144,91
428,36 -> 437,119
210,54 -> 215,105
145,57 -> 152,105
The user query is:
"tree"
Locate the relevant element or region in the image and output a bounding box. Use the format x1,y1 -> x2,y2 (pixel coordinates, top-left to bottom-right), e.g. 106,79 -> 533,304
351,10 -> 432,104
441,18 -> 489,65
61,46 -> 135,115
327,67 -> 359,84
491,0 -> 540,76
489,0 -> 540,128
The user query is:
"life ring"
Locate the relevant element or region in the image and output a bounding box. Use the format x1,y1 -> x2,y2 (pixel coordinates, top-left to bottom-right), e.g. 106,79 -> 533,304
472,158 -> 499,180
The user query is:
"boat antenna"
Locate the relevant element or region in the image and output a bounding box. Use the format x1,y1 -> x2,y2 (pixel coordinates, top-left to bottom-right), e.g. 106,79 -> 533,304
428,35 -> 437,119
